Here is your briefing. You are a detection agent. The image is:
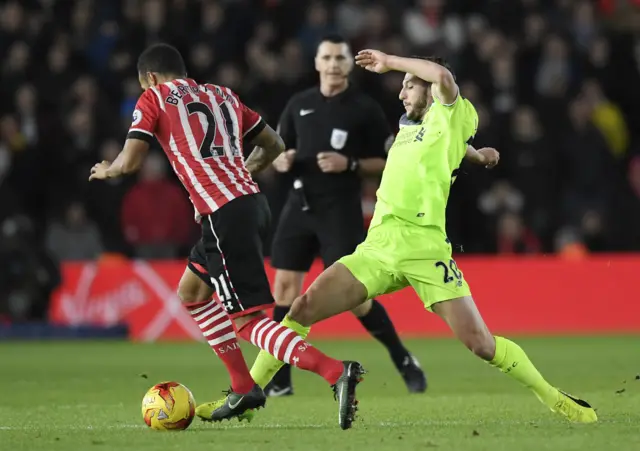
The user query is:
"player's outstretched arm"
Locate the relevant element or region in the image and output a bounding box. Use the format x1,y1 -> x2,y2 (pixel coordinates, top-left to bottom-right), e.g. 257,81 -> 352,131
355,50 -> 457,105
465,145 -> 500,168
245,124 -> 286,176
89,139 -> 149,181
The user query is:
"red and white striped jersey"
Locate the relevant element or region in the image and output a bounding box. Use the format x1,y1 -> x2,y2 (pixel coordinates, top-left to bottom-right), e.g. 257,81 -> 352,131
127,78 -> 265,219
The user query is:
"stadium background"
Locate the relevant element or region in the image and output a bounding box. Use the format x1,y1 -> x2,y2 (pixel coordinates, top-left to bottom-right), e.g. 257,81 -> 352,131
1,0 -> 639,337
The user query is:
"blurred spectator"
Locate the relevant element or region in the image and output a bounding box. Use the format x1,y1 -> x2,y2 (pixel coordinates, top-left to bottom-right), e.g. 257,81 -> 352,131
555,227 -> 589,259
403,0 -> 443,48
45,201 -> 103,261
535,35 -> 572,100
121,152 -> 193,258
496,211 -> 541,255
86,140 -> 132,255
561,97 -> 615,226
0,0 -> 637,258
298,2 -> 335,59
506,106 -> 557,242
0,215 -> 60,321
581,210 -> 608,252
581,79 -> 629,159
490,56 -> 517,117
14,84 -> 39,146
2,41 -> 31,100
189,41 -> 216,82
336,0 -> 367,40
478,181 -> 525,218
572,1 -> 599,51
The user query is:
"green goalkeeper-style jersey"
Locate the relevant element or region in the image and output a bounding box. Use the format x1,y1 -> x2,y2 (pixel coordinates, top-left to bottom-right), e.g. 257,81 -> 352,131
374,94 -> 478,233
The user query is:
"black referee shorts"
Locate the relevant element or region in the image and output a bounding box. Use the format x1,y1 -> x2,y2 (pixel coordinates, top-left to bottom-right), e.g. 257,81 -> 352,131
196,193 -> 274,318
271,193 -> 365,271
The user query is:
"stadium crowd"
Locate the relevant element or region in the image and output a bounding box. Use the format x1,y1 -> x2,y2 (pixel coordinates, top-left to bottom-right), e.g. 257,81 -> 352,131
1,0 -> 640,285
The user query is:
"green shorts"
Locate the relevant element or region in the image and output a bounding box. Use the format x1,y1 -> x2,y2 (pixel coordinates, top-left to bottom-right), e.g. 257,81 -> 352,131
339,214 -> 471,311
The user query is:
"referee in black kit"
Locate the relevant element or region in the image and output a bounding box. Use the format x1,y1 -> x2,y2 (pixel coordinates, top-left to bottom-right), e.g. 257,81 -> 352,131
265,35 -> 426,396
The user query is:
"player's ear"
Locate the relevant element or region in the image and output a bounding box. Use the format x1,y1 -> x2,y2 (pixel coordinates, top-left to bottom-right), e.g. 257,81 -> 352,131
147,72 -> 158,87
314,55 -> 321,73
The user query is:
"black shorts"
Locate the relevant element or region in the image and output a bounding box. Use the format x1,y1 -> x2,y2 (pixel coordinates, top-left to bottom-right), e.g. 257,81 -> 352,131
270,193 -> 365,271
191,193 -> 274,318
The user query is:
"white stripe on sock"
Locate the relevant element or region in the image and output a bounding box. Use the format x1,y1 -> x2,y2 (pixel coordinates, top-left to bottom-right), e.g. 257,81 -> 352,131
199,310 -> 227,329
202,320 -> 233,337
250,318 -> 271,345
272,328 -> 295,360
193,303 -> 222,322
263,325 -> 282,352
256,321 -> 278,349
208,332 -> 237,346
283,336 -> 303,365
189,299 -> 217,315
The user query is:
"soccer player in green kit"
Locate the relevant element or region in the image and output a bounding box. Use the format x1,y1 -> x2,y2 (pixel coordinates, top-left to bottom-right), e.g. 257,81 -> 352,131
282,49 -> 598,424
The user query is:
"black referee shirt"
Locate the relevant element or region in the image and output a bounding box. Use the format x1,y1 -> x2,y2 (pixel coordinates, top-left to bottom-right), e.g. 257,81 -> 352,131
277,84 -> 391,200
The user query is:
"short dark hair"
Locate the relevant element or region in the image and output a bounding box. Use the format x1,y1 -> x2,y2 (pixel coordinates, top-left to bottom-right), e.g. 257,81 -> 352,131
320,34 -> 348,45
137,43 -> 187,77
412,55 -> 456,81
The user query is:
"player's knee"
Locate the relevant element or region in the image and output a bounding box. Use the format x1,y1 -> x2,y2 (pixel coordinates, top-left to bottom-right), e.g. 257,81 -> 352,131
177,282 -> 206,305
350,298 -> 372,317
273,271 -> 304,306
288,293 -> 314,327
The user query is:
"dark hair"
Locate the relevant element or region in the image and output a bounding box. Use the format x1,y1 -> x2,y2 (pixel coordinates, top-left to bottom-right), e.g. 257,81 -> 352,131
137,43 -> 187,77
320,34 -> 348,45
411,55 -> 456,81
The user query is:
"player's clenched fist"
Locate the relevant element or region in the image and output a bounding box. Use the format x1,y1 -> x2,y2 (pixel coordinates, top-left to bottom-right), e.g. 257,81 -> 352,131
477,147 -> 500,168
89,160 -> 111,181
272,149 -> 296,173
317,151 -> 348,173
355,49 -> 391,74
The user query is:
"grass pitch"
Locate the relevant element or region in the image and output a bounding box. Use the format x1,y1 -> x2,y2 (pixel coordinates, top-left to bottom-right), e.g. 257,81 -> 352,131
1,337 -> 638,450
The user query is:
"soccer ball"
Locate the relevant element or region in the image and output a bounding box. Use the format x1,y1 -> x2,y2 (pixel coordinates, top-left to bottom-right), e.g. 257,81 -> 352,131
141,381 -> 196,431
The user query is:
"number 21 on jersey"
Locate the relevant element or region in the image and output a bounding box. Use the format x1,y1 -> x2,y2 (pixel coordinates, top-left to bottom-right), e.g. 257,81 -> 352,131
186,101 -> 241,160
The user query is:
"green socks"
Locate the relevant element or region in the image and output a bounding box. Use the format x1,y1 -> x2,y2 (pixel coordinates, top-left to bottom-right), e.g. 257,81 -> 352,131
490,336 -> 557,406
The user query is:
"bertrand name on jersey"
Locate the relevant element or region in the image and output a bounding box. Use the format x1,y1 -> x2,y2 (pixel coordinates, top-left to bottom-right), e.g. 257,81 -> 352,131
165,84 -> 237,106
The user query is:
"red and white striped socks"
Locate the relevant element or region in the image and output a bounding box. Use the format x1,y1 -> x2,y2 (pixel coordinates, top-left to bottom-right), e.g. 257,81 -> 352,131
238,314 -> 344,385
185,299 -> 254,394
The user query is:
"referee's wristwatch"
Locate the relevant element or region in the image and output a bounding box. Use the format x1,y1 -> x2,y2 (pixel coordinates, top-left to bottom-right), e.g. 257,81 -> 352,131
348,157 -> 359,173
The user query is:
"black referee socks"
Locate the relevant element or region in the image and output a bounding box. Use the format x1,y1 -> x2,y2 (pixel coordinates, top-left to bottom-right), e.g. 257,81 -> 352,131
357,299 -> 410,369
272,305 -> 291,323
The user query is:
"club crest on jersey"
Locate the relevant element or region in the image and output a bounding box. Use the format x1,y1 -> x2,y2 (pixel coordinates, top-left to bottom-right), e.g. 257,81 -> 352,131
330,128 -> 348,150
132,109 -> 142,126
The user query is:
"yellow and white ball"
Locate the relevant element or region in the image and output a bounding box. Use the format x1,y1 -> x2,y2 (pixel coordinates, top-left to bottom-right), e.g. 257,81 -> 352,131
141,381 -> 195,431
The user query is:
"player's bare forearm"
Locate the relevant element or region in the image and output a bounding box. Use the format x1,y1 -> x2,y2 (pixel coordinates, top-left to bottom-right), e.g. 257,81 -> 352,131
465,145 -> 500,168
358,157 -> 385,176
386,56 -> 457,103
245,147 -> 278,175
465,145 -> 486,165
387,55 -> 451,86
107,139 -> 149,178
246,124 -> 285,176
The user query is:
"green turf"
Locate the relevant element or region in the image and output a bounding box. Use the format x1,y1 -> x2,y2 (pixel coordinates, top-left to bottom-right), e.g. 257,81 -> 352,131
1,337 -> 638,450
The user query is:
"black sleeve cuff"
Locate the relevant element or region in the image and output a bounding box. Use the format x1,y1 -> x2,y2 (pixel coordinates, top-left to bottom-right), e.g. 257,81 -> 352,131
127,131 -> 154,143
243,119 -> 267,143
466,135 -> 475,145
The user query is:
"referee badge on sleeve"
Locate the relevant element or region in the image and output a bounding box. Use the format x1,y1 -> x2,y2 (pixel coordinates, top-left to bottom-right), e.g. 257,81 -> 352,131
330,128 -> 349,150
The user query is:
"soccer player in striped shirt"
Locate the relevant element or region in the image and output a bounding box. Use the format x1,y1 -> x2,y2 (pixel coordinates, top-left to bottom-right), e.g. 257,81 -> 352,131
89,43 -> 364,429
